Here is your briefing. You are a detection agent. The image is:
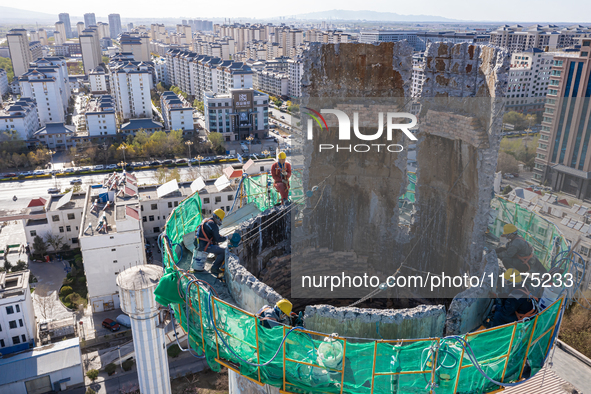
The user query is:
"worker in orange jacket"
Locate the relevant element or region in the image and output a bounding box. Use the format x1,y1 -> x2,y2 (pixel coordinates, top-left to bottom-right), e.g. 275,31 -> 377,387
271,151 -> 291,204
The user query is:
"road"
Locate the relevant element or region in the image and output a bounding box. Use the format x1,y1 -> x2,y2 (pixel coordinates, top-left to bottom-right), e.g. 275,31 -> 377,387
0,164 -> 224,209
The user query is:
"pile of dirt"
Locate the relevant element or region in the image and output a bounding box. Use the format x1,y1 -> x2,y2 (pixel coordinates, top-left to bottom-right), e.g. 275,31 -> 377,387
171,367 -> 229,394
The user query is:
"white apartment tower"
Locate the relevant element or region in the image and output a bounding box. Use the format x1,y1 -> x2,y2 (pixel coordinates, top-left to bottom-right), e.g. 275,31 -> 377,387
0,271 -> 36,355
7,29 -> 33,77
80,27 -> 102,74
0,98 -> 39,140
55,22 -> 67,45
109,61 -> 153,120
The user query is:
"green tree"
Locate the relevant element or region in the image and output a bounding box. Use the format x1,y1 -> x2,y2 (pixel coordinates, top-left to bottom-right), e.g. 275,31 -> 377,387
193,100 -> 204,113
86,369 -> 99,382
32,235 -> 47,257
0,56 -> 14,82
503,111 -> 527,130
208,132 -> 226,154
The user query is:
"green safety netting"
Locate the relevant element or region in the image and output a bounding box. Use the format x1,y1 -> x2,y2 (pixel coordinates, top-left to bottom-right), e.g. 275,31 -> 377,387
241,169 -> 305,211
399,172 -> 417,204
158,193 -> 568,393
488,197 -> 568,268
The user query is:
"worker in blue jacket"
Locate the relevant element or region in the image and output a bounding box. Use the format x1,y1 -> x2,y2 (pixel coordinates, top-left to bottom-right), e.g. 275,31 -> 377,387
485,269 -> 538,328
195,209 -> 227,276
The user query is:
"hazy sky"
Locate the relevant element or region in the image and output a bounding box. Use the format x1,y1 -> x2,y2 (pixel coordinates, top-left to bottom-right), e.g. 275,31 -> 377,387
13,0 -> 591,22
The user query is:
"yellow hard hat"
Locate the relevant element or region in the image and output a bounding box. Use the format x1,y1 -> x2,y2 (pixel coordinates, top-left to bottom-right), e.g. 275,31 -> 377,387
278,151 -> 287,160
213,209 -> 225,221
276,299 -> 292,316
502,224 -> 518,235
503,268 -> 522,283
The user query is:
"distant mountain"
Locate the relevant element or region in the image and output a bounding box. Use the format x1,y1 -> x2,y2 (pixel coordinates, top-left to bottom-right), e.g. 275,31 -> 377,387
287,9 -> 461,22
0,6 -> 57,23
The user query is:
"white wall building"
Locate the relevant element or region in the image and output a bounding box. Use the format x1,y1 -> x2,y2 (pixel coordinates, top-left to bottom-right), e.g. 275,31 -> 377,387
287,57 -> 303,98
88,66 -> 108,94
55,22 -> 67,45
411,53 -> 425,98
80,26 -> 102,74
120,33 -> 151,62
7,29 -> 33,78
0,98 -> 39,140
109,61 -> 153,120
154,57 -> 168,84
160,91 -> 193,131
79,178 -> 145,313
0,68 -> 9,96
0,270 -> 36,355
254,68 -> 288,97
85,95 -> 117,137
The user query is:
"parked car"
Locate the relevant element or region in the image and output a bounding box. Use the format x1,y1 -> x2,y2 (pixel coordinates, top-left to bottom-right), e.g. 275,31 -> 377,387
70,178 -> 82,185
149,161 -> 161,166
33,170 -> 45,176
20,171 -> 33,176
3,173 -> 16,178
106,164 -> 117,170
162,159 -> 173,165
175,158 -> 187,164
94,165 -> 104,170
64,168 -> 75,173
47,187 -> 60,194
102,318 -> 121,332
116,314 -> 131,328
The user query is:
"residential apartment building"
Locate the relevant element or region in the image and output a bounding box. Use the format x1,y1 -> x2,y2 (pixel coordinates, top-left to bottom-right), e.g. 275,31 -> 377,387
534,39 -> 591,200
287,57 -> 303,98
160,91 -> 193,131
108,14 -> 122,39
23,193 -> 86,250
490,25 -> 591,53
80,26 -> 102,74
411,53 -> 425,98
7,29 -> 34,77
305,29 -> 350,44
32,123 -> 77,149
358,30 -> 423,51
54,22 -> 67,46
86,95 -> 117,136
253,68 -> 288,97
0,271 -> 36,355
204,88 -> 269,140
119,33 -> 151,62
79,177 -> 145,312
109,60 -> 153,120
84,13 -> 96,28
0,98 -> 39,140
19,57 -> 70,126
88,65 -> 108,94
0,69 -> 9,96
59,13 -> 73,38
76,22 -> 85,38
154,57 -> 168,84
506,48 -> 560,114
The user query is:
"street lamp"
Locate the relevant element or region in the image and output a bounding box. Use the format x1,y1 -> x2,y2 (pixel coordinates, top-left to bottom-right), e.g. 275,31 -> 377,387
119,161 -> 127,172
261,149 -> 270,159
185,140 -> 193,164
246,135 -> 254,156
49,150 -> 57,188
118,143 -> 127,163
195,155 -> 204,176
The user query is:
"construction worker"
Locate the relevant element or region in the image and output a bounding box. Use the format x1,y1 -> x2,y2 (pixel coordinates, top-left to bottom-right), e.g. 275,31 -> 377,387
271,151 -> 291,204
256,299 -> 293,328
195,209 -> 227,276
495,224 -> 548,280
484,269 -> 539,328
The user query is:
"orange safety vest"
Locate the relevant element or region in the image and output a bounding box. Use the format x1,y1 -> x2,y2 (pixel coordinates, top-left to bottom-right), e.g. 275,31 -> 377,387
513,236 -> 533,270
198,219 -> 214,252
514,288 -> 539,321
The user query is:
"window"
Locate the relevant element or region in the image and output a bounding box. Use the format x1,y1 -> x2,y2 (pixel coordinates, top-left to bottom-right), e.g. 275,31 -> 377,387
215,196 -> 221,203
12,336 -> 20,345
580,246 -> 590,256
111,248 -> 116,252
0,339 -> 4,348
66,226 -> 71,232
19,319 -> 23,327
6,306 -> 14,315
59,226 -> 64,233
9,320 -> 17,329
15,305 -> 19,313
153,227 -> 160,233
203,198 -> 210,204
30,230 -> 36,237
72,237 -> 78,244
141,205 -> 144,211
143,216 -> 147,222
0,323 -> 2,331
228,195 -> 234,201
149,215 -> 154,221
168,202 -> 172,208
21,335 -> 26,343
67,213 -> 75,220
151,203 -> 157,210
174,201 -> 179,207
582,52 -> 589,57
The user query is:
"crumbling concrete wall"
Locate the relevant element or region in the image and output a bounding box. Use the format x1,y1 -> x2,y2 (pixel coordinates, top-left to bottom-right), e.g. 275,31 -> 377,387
304,303 -> 446,340
445,251 -> 500,335
298,42 -> 509,298
228,369 -> 279,394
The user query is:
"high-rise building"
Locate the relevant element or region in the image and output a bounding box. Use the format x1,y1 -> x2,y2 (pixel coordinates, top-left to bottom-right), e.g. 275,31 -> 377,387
160,91 -> 193,131
119,33 -> 151,62
80,26 -> 102,74
0,97 -> 39,140
109,61 -> 153,120
127,23 -> 134,32
0,271 -> 37,355
77,22 -> 85,37
55,22 -> 67,45
490,25 -> 591,54
7,29 -> 33,77
59,13 -> 73,38
84,13 -> 96,27
97,22 -> 110,39
534,39 -> 591,199
37,29 -> 49,46
108,14 -> 122,39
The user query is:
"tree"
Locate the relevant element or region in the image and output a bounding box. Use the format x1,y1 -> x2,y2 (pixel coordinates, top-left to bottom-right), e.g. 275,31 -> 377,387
503,111 -> 527,130
155,167 -> 168,184
193,100 -> 204,113
3,260 -> 12,272
86,369 -> 99,382
156,82 -> 166,93
45,233 -> 65,252
32,235 -> 47,257
36,293 -> 56,320
208,132 -> 226,154
155,167 -> 181,184
497,152 -> 520,174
